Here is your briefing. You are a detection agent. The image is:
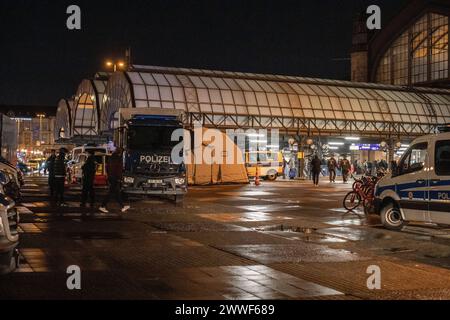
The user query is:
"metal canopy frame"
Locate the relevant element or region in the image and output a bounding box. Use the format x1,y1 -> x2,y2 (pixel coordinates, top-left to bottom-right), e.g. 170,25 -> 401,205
100,65 -> 450,138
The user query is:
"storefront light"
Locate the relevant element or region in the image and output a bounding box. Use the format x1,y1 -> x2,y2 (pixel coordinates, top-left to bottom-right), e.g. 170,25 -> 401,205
329,142 -> 344,146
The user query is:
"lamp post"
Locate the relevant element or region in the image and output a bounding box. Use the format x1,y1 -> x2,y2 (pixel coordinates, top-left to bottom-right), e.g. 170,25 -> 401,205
105,60 -> 126,72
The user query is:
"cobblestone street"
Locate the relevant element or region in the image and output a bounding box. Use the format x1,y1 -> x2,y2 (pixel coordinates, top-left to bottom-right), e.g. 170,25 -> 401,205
2,176 -> 450,300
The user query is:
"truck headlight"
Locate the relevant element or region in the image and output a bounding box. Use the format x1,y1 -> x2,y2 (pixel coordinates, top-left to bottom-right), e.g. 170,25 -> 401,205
123,176 -> 135,184
175,178 -> 185,185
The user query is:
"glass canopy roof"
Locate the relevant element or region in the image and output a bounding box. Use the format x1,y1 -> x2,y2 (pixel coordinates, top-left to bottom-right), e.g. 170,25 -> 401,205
72,79 -> 107,136
100,65 -> 450,135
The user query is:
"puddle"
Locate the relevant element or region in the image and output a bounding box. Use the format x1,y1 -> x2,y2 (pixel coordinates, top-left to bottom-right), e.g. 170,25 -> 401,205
253,224 -> 347,243
384,247 -> 416,253
254,224 -> 317,234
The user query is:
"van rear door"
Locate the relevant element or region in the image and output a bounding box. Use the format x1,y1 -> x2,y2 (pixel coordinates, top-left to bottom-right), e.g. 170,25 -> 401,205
429,139 -> 450,225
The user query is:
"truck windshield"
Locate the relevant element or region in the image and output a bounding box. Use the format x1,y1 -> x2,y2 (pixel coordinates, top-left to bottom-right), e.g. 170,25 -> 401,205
127,126 -> 180,150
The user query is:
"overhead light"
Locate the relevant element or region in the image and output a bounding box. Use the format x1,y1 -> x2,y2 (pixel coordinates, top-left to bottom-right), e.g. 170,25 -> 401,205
249,140 -> 268,144
329,142 -> 344,146
247,133 -> 265,138
349,145 -> 360,151
329,146 -> 339,150
345,137 -> 360,141
401,144 -> 410,148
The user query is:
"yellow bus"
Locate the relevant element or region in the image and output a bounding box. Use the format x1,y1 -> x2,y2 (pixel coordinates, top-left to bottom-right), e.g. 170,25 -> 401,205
245,151 -> 283,181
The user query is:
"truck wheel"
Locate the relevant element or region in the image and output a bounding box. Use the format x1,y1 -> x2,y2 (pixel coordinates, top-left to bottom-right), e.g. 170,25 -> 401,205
380,202 -> 405,230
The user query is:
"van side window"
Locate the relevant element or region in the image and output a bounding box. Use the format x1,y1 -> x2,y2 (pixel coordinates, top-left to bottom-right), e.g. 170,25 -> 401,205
435,140 -> 450,176
398,142 -> 427,175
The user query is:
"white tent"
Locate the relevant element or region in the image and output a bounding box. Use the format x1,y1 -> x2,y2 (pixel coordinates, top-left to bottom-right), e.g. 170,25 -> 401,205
186,129 -> 249,185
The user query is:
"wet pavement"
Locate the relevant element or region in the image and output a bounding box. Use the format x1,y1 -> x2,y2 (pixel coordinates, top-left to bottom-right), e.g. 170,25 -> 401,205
2,176 -> 450,299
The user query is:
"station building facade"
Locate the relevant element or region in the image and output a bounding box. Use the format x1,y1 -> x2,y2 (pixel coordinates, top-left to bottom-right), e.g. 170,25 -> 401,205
351,0 -> 449,88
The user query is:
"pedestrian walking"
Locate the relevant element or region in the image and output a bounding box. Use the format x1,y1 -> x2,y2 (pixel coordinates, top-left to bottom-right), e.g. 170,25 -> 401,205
327,155 -> 337,183
54,148 -> 68,207
80,150 -> 97,209
340,156 -> 351,183
99,148 -> 130,213
311,155 -> 321,186
45,149 -> 56,198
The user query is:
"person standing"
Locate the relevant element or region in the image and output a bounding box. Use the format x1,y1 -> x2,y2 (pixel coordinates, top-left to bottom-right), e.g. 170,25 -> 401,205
80,150 -> 97,209
99,149 -> 130,213
340,156 -> 351,183
311,155 -> 321,187
327,155 -> 337,183
54,148 -> 68,207
46,149 -> 56,199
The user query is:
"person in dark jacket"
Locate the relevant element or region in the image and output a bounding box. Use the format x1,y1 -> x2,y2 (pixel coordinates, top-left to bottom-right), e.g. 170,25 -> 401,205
311,155 -> 322,187
99,148 -> 130,213
46,149 -> 56,198
327,155 -> 337,183
80,150 -> 97,209
340,156 -> 351,183
53,148 -> 68,206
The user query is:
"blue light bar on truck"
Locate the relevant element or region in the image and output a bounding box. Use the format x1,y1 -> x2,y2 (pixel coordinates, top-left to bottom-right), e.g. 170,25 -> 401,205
132,114 -> 178,121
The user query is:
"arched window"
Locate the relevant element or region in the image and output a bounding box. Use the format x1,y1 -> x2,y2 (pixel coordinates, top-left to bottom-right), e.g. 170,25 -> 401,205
376,13 -> 448,85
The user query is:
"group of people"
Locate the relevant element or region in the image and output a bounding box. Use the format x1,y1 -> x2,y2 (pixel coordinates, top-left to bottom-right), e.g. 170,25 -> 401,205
46,148 -> 130,213
310,155 -> 352,186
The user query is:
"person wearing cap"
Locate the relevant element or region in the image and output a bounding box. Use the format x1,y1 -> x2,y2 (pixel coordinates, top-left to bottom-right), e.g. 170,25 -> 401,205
54,148 -> 68,207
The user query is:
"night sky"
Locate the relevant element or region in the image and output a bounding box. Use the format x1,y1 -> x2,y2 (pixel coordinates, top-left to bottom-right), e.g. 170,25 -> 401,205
0,0 -> 409,106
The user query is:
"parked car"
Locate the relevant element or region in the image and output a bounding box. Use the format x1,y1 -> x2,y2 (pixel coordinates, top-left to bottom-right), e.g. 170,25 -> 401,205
25,159 -> 43,172
0,171 -> 19,275
0,161 -> 22,201
68,151 -> 109,186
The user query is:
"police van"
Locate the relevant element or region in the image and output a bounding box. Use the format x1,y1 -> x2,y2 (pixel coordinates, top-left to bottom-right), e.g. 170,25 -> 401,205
374,129 -> 450,230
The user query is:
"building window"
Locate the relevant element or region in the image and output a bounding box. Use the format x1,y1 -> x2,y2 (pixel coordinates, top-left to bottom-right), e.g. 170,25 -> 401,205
375,12 -> 448,85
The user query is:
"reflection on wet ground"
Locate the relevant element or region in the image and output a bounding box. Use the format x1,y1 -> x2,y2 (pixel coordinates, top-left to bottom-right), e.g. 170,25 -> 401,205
3,176 -> 450,299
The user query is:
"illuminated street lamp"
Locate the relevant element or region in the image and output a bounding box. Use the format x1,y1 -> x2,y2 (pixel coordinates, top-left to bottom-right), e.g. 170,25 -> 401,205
105,60 -> 126,72
36,113 -> 46,149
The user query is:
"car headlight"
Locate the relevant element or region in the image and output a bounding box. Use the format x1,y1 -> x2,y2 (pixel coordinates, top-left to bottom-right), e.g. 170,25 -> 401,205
175,178 -> 185,185
123,176 -> 135,184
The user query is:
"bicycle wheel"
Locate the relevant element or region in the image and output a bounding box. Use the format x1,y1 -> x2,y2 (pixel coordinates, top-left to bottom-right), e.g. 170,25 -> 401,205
343,191 -> 361,211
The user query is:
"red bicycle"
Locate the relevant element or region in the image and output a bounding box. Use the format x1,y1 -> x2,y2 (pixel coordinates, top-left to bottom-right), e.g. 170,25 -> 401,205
343,175 -> 380,213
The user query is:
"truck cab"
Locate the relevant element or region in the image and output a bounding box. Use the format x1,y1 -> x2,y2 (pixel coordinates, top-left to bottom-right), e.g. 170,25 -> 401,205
117,109 -> 187,202
375,130 -> 450,230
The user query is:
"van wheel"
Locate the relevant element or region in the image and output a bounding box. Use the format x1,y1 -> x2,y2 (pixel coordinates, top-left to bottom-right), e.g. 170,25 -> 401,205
266,172 -> 277,181
380,202 -> 405,230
